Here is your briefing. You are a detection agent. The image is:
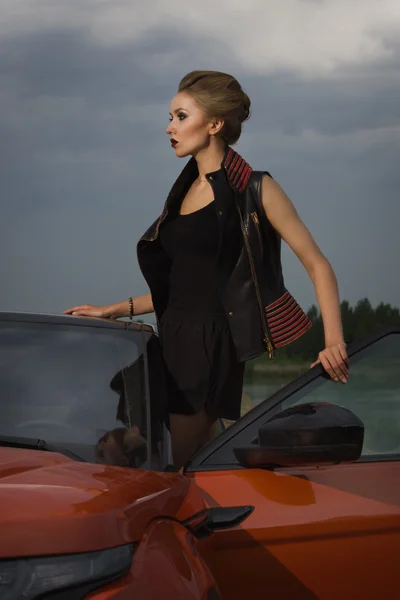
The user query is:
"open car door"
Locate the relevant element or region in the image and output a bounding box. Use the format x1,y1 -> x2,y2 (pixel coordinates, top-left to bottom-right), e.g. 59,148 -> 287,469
185,326 -> 400,600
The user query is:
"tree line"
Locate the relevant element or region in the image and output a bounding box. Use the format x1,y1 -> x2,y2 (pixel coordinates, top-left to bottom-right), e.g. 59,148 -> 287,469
276,298 -> 400,361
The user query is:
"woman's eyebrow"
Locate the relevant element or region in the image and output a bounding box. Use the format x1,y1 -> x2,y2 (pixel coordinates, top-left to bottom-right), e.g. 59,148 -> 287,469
169,107 -> 187,115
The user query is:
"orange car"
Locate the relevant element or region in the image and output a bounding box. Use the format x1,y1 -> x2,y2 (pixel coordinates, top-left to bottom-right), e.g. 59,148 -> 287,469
0,312 -> 399,599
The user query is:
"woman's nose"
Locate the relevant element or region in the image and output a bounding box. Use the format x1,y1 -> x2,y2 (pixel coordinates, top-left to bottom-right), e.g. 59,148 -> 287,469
166,121 -> 175,135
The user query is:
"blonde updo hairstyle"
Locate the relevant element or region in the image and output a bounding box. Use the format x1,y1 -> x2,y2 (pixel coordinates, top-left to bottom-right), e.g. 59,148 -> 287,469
178,70 -> 251,145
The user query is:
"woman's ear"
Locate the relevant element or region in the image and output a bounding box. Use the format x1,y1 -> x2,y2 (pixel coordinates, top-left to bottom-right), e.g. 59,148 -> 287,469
209,118 -> 224,136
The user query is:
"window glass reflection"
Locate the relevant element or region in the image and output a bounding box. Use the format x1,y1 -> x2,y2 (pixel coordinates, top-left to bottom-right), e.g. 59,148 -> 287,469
0,321 -> 155,467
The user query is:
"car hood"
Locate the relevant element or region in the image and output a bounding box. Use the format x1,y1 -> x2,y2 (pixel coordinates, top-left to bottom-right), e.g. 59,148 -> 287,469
0,447 -> 192,558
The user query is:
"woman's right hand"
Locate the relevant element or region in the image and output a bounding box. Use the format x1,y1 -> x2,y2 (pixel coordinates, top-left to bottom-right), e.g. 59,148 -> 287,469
63,295 -> 152,320
62,304 -> 115,319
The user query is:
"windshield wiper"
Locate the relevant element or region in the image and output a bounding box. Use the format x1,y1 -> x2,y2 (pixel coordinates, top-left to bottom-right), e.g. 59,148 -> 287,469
0,435 -> 85,462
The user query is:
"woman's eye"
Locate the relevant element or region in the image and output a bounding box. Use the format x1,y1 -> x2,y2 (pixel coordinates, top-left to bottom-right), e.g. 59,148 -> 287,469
168,113 -> 186,122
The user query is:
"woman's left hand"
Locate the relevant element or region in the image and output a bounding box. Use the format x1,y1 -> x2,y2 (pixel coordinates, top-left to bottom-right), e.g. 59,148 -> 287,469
310,342 -> 349,383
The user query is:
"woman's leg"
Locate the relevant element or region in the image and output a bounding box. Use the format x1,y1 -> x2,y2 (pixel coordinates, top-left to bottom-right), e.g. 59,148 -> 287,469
169,411 -> 216,469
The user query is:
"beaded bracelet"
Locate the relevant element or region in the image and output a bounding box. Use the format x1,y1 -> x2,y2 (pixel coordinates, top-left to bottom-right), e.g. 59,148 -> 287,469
128,296 -> 134,320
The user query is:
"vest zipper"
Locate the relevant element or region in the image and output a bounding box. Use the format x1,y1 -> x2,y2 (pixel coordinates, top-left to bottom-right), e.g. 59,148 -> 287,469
251,212 -> 263,256
236,203 -> 274,358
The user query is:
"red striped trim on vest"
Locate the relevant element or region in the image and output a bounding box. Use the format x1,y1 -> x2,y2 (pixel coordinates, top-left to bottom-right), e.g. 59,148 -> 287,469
223,148 -> 253,193
265,291 -> 312,349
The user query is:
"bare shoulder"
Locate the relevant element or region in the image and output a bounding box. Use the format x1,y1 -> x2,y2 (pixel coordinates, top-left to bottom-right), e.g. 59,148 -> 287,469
259,174 -> 324,268
260,173 -> 298,218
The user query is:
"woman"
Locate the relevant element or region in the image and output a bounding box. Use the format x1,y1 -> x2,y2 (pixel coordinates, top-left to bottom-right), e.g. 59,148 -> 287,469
64,70 -> 349,469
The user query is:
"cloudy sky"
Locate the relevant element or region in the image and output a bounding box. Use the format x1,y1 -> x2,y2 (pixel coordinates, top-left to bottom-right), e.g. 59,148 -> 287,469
1,0 -> 399,321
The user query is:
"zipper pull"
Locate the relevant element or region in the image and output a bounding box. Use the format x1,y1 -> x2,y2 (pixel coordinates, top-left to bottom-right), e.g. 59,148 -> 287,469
264,337 -> 274,359
251,212 -> 259,225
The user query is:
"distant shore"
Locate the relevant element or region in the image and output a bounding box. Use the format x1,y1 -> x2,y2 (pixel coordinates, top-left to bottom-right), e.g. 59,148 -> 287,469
247,360 -> 311,376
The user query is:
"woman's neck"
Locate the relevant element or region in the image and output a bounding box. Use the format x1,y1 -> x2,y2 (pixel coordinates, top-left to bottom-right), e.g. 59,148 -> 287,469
194,143 -> 227,179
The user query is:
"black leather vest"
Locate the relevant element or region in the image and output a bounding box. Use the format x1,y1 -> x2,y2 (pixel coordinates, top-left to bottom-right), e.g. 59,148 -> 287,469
137,147 -> 311,362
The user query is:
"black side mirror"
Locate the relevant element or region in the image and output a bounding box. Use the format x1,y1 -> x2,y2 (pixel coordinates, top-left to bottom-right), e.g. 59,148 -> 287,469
234,402 -> 364,469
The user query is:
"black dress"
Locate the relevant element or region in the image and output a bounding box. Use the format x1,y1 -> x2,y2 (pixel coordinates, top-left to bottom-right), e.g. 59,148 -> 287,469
158,192 -> 245,421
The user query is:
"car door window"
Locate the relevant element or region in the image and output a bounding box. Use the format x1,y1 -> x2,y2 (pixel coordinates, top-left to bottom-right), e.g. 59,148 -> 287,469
280,333 -> 400,457
187,329 -> 400,469
0,320 -> 159,468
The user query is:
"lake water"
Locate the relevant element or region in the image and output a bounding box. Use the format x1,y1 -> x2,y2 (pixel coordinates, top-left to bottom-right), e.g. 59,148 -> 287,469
243,373 -> 294,409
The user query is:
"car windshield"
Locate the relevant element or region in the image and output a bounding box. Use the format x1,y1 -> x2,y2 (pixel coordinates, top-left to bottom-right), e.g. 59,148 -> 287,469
0,318 -> 160,468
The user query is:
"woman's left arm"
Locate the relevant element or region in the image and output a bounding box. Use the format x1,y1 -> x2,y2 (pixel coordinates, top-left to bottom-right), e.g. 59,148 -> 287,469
261,175 -> 349,383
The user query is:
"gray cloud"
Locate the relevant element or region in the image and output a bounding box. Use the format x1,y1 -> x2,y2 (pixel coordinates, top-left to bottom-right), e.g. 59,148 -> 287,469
0,8 -> 399,319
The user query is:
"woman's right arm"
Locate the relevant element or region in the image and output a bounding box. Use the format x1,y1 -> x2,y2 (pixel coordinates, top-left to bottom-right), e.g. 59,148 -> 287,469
62,293 -> 154,319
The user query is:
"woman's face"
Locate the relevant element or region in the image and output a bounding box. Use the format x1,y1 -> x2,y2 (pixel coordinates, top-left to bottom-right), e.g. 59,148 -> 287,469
166,92 -> 215,157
